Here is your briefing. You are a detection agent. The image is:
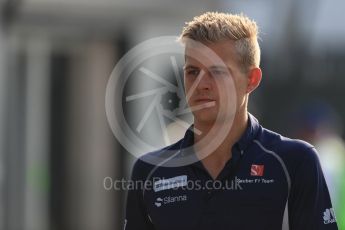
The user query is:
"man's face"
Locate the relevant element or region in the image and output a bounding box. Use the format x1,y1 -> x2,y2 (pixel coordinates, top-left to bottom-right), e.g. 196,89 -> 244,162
183,40 -> 248,125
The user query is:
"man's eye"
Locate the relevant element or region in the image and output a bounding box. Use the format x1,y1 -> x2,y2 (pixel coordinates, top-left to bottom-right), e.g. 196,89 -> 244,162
210,70 -> 227,76
186,70 -> 200,76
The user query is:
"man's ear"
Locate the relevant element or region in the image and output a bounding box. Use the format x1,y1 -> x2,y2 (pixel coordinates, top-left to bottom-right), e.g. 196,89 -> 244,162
246,67 -> 262,94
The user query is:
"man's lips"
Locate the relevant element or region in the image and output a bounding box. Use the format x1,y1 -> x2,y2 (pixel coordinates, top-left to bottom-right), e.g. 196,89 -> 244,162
194,98 -> 216,103
192,98 -> 217,109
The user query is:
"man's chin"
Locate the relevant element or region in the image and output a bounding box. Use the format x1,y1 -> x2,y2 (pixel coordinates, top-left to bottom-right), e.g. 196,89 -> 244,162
193,111 -> 235,126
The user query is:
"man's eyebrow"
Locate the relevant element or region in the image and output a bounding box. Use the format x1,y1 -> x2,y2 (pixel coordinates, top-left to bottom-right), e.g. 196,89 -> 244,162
183,64 -> 234,75
209,65 -> 235,76
183,65 -> 199,70
208,65 -> 228,70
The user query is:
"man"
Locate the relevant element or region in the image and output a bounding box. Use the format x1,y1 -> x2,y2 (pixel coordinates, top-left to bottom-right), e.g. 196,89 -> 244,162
124,12 -> 338,230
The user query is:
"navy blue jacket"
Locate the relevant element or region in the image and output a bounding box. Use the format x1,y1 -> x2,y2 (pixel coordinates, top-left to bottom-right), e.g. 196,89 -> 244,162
125,114 -> 338,230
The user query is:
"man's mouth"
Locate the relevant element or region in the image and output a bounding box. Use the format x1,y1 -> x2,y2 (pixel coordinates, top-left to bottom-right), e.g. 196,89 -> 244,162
191,98 -> 217,110
194,98 -> 215,103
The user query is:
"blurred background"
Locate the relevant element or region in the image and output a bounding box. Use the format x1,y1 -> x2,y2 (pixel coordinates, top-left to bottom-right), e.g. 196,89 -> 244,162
0,0 -> 345,229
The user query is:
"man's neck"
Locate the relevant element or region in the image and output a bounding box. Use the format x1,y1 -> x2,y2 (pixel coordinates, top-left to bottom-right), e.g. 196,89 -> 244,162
193,109 -> 249,161
192,109 -> 249,179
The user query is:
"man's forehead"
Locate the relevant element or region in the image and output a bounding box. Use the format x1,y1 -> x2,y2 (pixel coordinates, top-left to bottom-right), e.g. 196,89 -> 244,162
184,53 -> 229,69
184,41 -> 236,64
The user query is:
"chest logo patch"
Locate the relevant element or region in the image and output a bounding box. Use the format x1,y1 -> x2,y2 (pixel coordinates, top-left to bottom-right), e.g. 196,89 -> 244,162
154,175 -> 187,192
251,164 -> 265,176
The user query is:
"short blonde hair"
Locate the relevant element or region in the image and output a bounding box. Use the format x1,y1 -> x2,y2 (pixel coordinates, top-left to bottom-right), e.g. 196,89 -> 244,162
179,12 -> 260,73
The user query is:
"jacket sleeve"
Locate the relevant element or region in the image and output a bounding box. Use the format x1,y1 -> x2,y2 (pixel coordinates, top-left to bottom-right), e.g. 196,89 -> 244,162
288,147 -> 338,230
124,160 -> 155,230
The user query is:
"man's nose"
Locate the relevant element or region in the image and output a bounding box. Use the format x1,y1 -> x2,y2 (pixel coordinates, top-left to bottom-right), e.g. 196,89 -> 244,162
196,70 -> 212,91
